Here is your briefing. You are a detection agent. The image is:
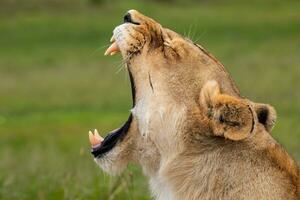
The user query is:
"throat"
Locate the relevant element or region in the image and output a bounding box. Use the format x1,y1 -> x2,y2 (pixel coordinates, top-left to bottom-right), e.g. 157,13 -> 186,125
131,95 -> 152,137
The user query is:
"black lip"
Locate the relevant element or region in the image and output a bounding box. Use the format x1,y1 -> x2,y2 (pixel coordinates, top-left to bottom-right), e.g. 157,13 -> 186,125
91,68 -> 136,158
91,114 -> 133,158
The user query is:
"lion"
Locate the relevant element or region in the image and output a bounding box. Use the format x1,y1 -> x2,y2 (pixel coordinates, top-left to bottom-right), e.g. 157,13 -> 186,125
88,10 -> 300,199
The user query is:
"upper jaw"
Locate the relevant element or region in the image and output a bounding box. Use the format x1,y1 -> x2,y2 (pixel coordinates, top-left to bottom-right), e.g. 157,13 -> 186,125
104,23 -> 135,58
105,23 -> 143,59
104,24 -> 125,57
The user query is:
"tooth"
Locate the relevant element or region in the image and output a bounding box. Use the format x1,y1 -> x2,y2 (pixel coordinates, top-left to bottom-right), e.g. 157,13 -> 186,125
110,36 -> 115,43
104,42 -> 120,56
94,129 -> 104,142
88,131 -> 94,145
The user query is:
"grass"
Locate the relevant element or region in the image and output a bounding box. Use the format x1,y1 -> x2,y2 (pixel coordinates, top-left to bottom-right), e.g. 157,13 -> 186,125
0,0 -> 299,199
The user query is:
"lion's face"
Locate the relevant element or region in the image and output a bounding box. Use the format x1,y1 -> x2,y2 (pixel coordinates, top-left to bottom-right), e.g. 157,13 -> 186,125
91,10 -> 241,175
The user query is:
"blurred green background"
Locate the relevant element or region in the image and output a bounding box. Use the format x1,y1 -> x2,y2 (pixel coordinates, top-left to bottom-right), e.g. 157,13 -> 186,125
0,0 -> 299,199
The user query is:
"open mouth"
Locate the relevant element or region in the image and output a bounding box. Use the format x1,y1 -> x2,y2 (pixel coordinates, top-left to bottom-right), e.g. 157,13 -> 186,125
90,70 -> 135,158
90,114 -> 133,158
90,18 -> 136,158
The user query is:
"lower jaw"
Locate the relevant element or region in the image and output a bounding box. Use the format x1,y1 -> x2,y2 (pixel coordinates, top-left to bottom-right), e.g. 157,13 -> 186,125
91,114 -> 133,158
91,68 -> 136,158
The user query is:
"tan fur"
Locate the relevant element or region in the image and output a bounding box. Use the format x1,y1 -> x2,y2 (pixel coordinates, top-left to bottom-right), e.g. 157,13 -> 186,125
94,10 -> 300,199
200,80 -> 257,141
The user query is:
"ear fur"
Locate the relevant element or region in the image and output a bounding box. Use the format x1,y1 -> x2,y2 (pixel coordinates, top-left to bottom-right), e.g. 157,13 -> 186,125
254,103 -> 277,132
200,80 -> 257,141
199,80 -> 220,115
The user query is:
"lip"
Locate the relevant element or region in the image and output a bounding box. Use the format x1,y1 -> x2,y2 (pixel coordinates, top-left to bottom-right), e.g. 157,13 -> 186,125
91,69 -> 136,158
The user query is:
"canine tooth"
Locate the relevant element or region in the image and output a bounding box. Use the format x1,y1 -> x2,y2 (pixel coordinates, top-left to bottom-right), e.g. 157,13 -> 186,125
94,129 -> 104,142
88,131 -> 94,145
104,42 -> 120,56
110,36 -> 115,43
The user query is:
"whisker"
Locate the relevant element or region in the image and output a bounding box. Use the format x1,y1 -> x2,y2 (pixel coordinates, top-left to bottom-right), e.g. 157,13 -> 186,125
191,25 -> 197,41
116,63 -> 125,74
187,25 -> 192,39
114,58 -> 127,74
194,29 -> 207,43
89,44 -> 111,57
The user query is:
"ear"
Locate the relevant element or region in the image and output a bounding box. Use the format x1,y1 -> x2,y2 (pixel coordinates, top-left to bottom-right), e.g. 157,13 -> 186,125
254,103 -> 277,132
200,80 -> 257,141
199,80 -> 220,115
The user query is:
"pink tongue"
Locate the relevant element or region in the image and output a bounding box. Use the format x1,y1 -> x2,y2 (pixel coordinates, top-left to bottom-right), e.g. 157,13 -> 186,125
104,42 -> 120,56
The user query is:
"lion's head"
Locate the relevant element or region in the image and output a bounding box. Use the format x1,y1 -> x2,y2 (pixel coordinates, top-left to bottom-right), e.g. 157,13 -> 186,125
87,10 -> 300,200
89,10 -> 274,176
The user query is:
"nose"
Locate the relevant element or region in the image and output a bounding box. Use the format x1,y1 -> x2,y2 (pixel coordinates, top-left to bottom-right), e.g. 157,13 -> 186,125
123,12 -> 132,23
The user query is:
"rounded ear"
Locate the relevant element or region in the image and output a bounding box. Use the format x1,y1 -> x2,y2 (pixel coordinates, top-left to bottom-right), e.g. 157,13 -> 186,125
200,80 -> 257,141
212,96 -> 257,141
254,103 -> 277,132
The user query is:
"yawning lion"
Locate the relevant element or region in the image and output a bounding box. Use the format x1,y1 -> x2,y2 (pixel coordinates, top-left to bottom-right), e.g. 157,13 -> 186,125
88,10 -> 299,200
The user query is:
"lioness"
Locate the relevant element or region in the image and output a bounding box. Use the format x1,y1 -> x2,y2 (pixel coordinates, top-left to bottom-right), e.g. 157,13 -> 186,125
88,10 -> 300,199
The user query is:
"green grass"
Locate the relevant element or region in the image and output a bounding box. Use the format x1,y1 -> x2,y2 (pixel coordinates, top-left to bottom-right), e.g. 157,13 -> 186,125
0,1 -> 299,199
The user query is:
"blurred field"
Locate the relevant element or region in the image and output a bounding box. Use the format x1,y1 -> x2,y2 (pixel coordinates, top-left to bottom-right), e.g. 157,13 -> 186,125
0,0 -> 299,199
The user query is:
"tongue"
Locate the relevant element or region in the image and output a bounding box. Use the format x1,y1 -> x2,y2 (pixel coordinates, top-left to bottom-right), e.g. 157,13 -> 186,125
104,42 -> 120,56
